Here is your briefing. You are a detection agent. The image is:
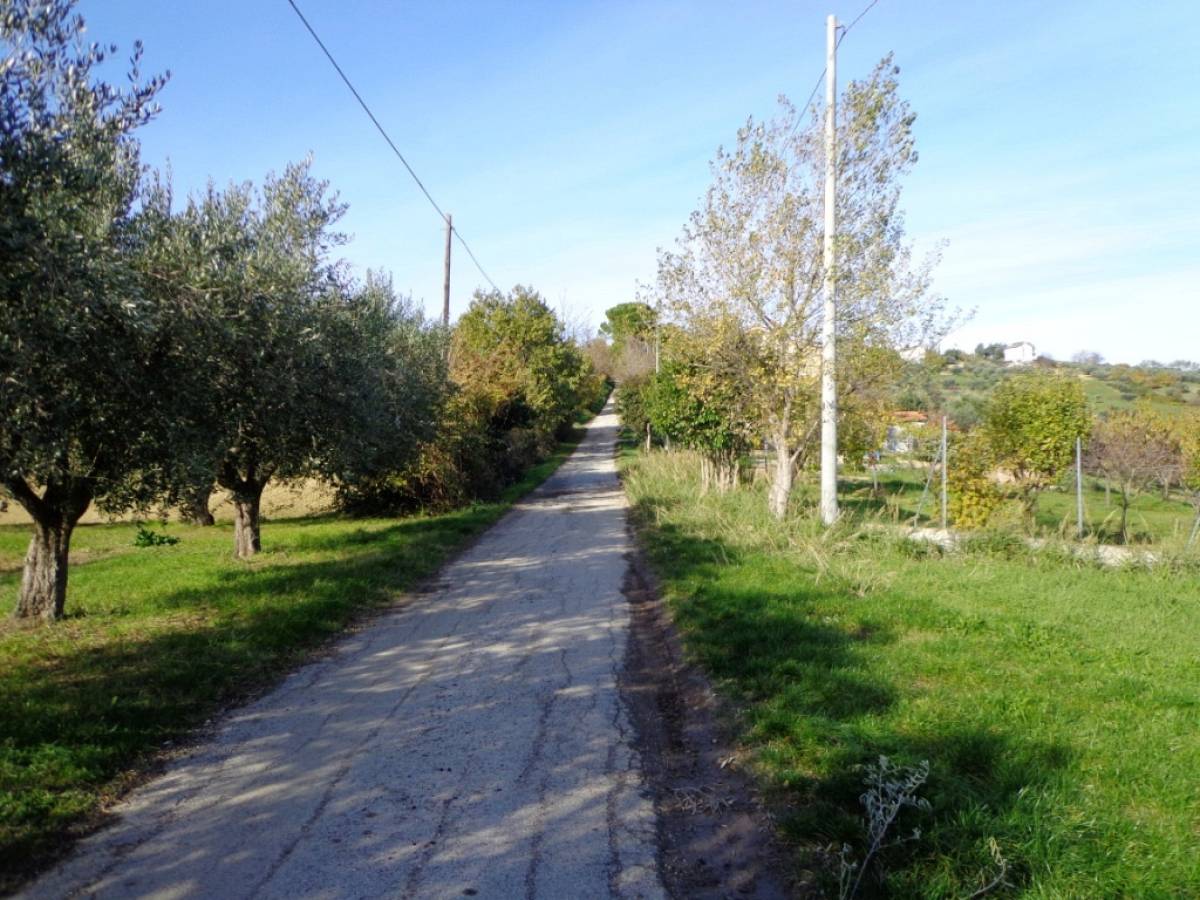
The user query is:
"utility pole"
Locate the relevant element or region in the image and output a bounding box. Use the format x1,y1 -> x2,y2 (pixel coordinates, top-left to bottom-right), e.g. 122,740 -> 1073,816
442,213 -> 452,327
654,303 -> 661,374
819,13 -> 839,526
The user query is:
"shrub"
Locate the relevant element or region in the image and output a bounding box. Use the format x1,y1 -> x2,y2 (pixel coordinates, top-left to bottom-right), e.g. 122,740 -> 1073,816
949,431 -> 1004,528
133,524 -> 180,547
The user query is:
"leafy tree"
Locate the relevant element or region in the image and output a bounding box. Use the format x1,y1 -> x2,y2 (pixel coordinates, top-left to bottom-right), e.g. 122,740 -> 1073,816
615,372 -> 653,450
1085,409 -> 1181,543
1072,350 -> 1105,366
983,374 -> 1090,524
365,284 -> 601,512
975,343 -> 1006,362
1174,414 -> 1200,543
644,324 -> 757,492
319,272 -> 448,500
0,1 -> 173,618
648,57 -> 951,518
600,302 -> 657,383
600,301 -> 656,351
146,162 -> 425,558
454,285 -> 589,452
581,335 -> 615,381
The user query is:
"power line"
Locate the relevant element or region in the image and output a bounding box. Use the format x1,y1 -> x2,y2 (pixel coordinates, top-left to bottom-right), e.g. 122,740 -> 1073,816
841,0 -> 881,36
789,0 -> 883,136
283,0 -> 499,292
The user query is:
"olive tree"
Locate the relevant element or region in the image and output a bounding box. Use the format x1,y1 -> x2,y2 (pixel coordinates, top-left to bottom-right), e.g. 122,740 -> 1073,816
649,57 -> 951,519
0,0 -> 172,619
149,162 -> 434,558
323,272 -> 449,512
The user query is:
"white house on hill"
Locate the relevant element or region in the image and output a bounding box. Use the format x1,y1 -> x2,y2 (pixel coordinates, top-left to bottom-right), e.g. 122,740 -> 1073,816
1003,341 -> 1036,366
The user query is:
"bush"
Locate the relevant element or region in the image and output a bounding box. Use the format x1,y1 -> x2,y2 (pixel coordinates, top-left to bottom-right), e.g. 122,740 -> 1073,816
337,286 -> 599,515
616,373 -> 652,441
949,431 -> 1004,528
133,524 -> 180,547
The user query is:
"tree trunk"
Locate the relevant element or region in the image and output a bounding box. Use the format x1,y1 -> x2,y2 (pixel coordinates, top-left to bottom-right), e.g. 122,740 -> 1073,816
218,457 -> 274,560
9,479 -> 91,621
1021,490 -> 1039,534
233,486 -> 264,559
710,451 -> 739,494
1119,487 -> 1131,545
767,440 -> 793,520
180,482 -> 215,526
17,516 -> 74,621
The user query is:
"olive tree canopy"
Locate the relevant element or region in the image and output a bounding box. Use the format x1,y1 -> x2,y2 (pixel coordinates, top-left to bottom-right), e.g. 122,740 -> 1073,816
0,0 -> 171,618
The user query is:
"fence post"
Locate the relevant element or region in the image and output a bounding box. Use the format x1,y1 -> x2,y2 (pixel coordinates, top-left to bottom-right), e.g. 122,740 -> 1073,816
940,416 -> 948,530
1076,436 -> 1085,539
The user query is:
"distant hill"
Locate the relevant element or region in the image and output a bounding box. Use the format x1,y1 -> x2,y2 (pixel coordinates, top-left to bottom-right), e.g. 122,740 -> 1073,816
898,352 -> 1200,427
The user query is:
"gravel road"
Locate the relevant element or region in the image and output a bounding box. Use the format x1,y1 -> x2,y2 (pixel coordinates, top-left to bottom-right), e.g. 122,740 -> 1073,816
22,403 -> 665,900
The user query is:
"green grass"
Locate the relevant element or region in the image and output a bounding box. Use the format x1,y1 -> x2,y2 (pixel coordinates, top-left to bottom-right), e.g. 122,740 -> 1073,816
0,432 -> 583,892
830,465 -> 1197,546
622,449 -> 1200,897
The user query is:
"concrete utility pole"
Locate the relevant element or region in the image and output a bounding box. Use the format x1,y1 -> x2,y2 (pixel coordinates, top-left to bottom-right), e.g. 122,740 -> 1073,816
442,213 -> 453,327
654,305 -> 661,374
819,13 -> 839,526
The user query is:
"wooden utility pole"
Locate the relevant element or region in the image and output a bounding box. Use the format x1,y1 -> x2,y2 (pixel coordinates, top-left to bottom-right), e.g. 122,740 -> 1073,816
819,13 -> 839,526
442,213 -> 453,327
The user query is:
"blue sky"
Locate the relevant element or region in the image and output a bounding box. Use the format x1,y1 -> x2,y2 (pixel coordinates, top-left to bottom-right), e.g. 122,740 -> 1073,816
88,0 -> 1198,364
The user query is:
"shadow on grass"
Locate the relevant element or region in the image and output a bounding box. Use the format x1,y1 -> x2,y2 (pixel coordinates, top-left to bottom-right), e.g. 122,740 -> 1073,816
0,419 -> 601,891
631,505 -> 1071,897
0,502 -> 512,891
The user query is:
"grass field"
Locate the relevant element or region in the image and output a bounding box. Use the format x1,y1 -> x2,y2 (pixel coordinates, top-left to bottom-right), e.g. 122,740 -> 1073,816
0,434 -> 582,892
832,464 -> 1197,546
622,448 -> 1200,897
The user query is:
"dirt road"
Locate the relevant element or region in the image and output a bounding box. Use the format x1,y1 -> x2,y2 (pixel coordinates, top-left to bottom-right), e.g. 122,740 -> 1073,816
22,405 -> 665,899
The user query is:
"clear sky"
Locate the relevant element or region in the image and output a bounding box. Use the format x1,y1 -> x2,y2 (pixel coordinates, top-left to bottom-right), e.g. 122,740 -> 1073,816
86,0 -> 1198,364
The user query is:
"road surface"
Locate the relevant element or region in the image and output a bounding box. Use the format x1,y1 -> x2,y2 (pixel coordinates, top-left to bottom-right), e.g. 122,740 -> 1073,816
23,404 -> 665,899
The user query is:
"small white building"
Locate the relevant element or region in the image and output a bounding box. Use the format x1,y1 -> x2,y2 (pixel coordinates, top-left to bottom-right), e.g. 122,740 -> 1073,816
1003,341 -> 1036,366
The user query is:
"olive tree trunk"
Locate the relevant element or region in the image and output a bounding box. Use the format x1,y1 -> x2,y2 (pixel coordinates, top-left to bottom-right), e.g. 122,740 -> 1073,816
17,517 -> 74,620
219,460 -> 274,560
180,482 -> 215,526
8,480 -> 92,621
233,486 -> 264,559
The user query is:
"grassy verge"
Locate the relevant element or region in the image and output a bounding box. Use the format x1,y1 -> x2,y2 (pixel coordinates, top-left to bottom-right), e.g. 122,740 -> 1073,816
824,464 -> 1196,546
0,429 -> 585,891
622,448 -> 1200,897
